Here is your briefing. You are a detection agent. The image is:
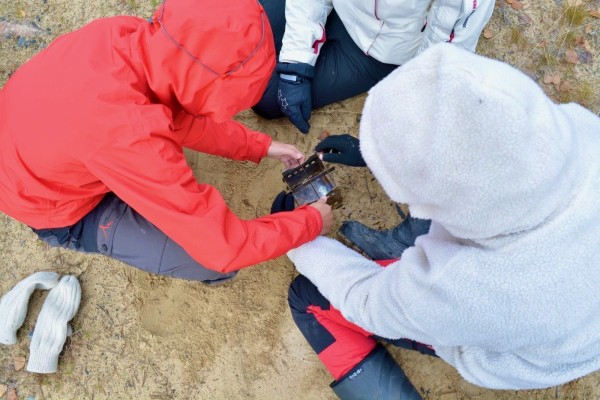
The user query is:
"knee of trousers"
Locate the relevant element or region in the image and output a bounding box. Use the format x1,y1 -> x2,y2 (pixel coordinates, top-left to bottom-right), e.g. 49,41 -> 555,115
251,73 -> 283,120
94,197 -> 230,282
251,101 -> 283,120
288,275 -> 331,315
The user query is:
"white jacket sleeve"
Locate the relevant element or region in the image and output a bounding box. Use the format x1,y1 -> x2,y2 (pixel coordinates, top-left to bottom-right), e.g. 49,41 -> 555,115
279,0 -> 334,66
287,236 -> 440,344
418,0 -> 495,54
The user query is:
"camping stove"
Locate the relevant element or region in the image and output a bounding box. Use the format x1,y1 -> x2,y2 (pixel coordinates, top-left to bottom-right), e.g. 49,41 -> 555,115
282,153 -> 343,209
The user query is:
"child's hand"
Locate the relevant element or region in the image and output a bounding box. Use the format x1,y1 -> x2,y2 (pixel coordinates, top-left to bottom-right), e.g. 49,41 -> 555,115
309,197 -> 334,235
315,134 -> 366,167
267,140 -> 305,170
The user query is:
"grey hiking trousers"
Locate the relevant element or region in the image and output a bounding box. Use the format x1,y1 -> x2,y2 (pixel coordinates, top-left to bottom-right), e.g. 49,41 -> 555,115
32,193 -> 235,284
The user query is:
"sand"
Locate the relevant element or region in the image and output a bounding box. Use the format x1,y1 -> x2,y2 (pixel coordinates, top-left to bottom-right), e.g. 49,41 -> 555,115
1,0 -> 600,399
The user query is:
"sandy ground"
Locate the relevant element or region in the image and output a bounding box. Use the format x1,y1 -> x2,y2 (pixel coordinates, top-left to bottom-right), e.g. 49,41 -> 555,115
1,0 -> 600,399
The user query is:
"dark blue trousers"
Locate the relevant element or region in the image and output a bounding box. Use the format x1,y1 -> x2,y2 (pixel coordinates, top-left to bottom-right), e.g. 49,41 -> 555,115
253,0 -> 398,119
289,275 -> 437,368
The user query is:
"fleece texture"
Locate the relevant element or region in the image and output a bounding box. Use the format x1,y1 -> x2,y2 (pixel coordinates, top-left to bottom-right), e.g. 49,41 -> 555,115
288,44 -> 600,389
0,272 -> 60,345
27,275 -> 81,373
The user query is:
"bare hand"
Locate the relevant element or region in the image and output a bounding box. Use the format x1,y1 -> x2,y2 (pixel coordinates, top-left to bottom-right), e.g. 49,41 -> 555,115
309,197 -> 334,235
267,140 -> 305,170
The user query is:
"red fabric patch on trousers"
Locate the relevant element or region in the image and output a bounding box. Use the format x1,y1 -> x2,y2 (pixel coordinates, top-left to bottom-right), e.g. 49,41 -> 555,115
307,304 -> 376,380
307,258 -> 402,379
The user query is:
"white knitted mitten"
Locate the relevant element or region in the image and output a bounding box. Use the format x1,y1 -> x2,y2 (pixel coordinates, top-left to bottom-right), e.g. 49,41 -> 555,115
0,272 -> 60,345
27,275 -> 81,373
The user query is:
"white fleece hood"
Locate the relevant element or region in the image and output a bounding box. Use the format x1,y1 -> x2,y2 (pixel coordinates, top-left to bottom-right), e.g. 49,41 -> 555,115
360,43 -> 582,240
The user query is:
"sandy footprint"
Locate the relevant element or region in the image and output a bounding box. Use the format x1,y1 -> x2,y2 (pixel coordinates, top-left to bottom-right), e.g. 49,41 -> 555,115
138,284 -> 187,337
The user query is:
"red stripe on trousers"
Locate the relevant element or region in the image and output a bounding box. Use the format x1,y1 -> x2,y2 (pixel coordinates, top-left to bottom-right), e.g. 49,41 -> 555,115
306,258 -> 398,379
307,304 -> 376,380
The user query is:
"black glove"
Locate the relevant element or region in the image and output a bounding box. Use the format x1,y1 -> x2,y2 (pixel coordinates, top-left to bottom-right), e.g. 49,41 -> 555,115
270,191 -> 296,213
276,62 -> 315,134
314,134 -> 366,167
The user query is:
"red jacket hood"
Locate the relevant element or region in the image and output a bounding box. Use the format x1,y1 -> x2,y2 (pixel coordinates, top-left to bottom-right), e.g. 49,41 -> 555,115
138,0 -> 275,122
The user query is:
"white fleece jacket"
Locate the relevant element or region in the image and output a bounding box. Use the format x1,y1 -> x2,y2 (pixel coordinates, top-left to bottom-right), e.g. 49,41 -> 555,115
288,44 -> 600,390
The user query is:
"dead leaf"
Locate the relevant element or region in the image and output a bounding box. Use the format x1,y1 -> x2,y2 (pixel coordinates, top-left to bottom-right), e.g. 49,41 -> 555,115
518,13 -> 532,25
18,9 -> 26,18
318,130 -> 331,141
578,50 -> 593,64
6,387 -> 17,400
583,40 -> 592,51
559,80 -> 573,92
483,28 -> 494,39
585,25 -> 593,34
13,355 -> 26,371
505,0 -> 513,4
575,35 -> 584,45
552,74 -> 561,87
564,48 -> 579,64
543,72 -> 561,86
0,384 -> 8,397
511,1 -> 523,10
589,10 -> 600,19
552,74 -> 561,86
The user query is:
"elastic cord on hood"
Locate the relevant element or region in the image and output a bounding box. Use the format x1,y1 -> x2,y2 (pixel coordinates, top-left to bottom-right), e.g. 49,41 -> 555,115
138,0 -> 275,121
359,44 -> 583,240
155,0 -> 266,77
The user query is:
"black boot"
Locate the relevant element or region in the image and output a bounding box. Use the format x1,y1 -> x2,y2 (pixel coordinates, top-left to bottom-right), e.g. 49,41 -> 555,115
339,207 -> 431,260
331,345 -> 422,400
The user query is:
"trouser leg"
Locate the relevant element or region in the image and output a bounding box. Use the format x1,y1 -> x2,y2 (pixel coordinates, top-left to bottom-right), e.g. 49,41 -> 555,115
32,194 -> 234,284
252,0 -> 285,118
252,9 -> 398,119
289,275 -> 428,399
310,11 -> 398,108
288,275 -> 376,380
257,0 -> 286,52
331,344 -> 423,400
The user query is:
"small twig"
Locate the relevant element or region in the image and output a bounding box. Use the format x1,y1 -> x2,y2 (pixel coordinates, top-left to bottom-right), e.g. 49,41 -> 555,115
364,175 -> 375,200
95,304 -> 114,324
500,2 -> 511,25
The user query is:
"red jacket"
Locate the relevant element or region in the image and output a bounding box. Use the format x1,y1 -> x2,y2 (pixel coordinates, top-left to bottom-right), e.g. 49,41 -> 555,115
0,0 -> 321,272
